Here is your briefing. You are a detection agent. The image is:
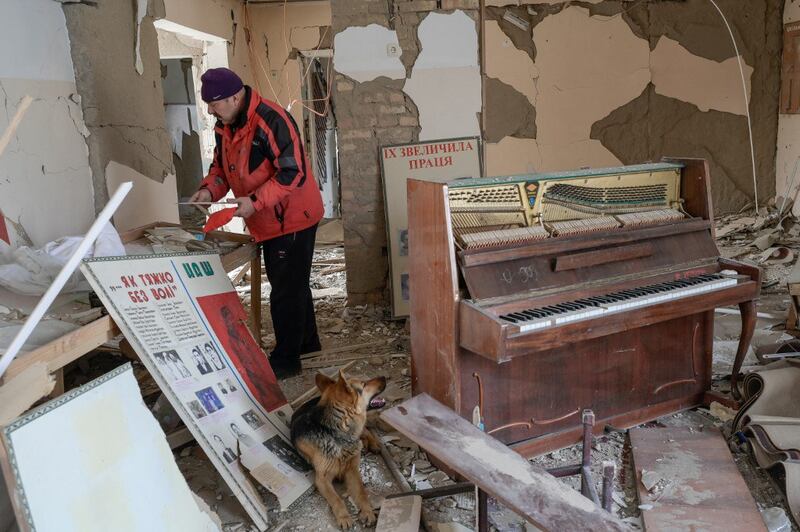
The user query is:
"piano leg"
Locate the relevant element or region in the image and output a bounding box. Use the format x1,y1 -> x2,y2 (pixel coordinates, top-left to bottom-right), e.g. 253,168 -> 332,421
730,300 -> 756,401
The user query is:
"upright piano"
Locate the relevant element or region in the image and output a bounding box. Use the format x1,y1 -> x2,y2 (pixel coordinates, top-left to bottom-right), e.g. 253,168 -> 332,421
407,159 -> 760,456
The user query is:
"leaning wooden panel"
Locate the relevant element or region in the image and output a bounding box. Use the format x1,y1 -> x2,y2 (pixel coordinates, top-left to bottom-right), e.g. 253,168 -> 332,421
382,394 -> 629,531
630,427 -> 766,532
407,179 -> 461,410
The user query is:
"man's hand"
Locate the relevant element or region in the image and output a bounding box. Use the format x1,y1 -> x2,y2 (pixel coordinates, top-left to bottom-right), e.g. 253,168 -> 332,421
228,196 -> 256,218
189,188 -> 212,204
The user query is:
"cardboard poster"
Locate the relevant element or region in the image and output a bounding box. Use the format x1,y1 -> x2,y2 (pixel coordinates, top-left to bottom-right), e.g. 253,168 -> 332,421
380,137 -> 481,317
80,253 -> 312,531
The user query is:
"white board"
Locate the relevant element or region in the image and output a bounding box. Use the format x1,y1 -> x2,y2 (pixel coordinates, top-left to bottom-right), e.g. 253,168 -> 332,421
380,137 -> 481,317
0,364 -> 219,532
80,253 -> 313,530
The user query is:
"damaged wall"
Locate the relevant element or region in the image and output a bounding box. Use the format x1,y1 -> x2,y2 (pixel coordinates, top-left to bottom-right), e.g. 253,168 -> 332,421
484,0 -> 781,213
0,0 -> 95,247
331,0 -> 480,304
331,0 -> 781,306
161,0 -> 254,86
61,0 -> 175,218
246,2 -> 332,142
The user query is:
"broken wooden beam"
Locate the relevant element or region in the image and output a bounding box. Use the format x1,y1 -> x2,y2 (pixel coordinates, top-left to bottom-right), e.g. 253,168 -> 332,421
381,394 -> 628,531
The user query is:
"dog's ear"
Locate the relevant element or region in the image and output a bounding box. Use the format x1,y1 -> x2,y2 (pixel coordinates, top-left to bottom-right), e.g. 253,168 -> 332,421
337,369 -> 354,392
316,372 -> 335,393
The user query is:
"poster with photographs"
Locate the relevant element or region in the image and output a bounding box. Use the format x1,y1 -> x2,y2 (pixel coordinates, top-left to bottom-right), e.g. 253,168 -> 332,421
80,253 -> 312,531
380,137 -> 481,317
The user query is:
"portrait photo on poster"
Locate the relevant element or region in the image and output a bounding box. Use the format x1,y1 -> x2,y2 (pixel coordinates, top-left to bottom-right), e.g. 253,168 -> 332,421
154,350 -> 191,381
400,273 -> 410,301
242,409 -> 265,430
213,433 -> 238,464
205,341 -> 226,371
196,291 -> 288,412
230,421 -> 259,448
191,344 -> 214,375
263,435 -> 311,472
398,229 -> 408,256
196,386 -> 225,414
186,399 -> 208,419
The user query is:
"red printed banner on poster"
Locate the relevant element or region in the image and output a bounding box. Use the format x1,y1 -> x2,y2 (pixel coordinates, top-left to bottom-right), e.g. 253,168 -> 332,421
0,209 -> 9,244
197,291 -> 287,412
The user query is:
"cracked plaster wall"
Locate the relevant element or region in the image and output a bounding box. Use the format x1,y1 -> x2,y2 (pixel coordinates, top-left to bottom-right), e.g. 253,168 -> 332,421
0,0 -> 95,247
331,1 -> 480,304
484,0 -> 781,215
161,0 -> 254,86
62,0 -> 174,219
246,2 -> 332,144
332,0 -> 781,305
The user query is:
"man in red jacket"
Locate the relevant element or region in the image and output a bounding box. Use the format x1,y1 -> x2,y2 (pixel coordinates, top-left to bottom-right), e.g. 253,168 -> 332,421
190,68 -> 323,378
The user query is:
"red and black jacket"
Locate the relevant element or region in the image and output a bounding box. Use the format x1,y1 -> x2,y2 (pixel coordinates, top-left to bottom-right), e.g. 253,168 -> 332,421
199,86 -> 324,242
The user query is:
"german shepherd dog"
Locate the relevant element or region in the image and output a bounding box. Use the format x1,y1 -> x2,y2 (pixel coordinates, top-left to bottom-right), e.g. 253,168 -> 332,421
291,370 -> 387,529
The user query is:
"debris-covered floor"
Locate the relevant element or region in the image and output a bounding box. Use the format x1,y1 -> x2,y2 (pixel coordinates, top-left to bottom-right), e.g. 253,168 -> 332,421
28,214 -> 800,532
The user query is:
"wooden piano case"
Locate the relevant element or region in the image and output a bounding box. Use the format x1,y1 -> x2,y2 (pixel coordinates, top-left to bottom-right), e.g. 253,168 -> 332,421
408,159 -> 760,456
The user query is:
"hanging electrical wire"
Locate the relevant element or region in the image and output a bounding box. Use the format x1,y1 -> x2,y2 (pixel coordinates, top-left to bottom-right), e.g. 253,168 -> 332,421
706,0 -> 759,213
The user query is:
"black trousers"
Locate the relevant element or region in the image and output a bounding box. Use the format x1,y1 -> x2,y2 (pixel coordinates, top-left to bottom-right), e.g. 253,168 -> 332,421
261,224 -> 320,362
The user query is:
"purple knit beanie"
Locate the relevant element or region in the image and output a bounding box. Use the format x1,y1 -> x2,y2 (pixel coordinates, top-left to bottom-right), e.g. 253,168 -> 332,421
200,68 -> 244,102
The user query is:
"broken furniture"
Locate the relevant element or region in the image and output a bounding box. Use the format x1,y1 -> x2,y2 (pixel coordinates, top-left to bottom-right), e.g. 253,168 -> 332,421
0,223 -> 262,392
408,159 -> 762,456
631,426 -> 766,531
381,394 -> 627,531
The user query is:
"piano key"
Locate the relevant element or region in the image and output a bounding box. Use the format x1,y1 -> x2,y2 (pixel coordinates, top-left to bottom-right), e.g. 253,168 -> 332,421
502,273 -> 736,332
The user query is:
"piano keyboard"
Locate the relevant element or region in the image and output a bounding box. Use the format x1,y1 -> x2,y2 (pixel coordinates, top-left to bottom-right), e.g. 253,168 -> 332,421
499,273 -> 737,332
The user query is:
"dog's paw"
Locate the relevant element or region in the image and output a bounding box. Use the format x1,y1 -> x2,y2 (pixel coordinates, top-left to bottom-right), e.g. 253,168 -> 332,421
359,508 -> 377,526
336,513 -> 355,530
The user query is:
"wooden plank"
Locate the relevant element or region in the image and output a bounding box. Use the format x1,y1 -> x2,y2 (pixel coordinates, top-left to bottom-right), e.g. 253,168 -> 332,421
407,179 -> 462,412
375,495 -> 421,532
0,362 -> 55,426
381,394 -> 627,531
2,315 -> 120,382
232,262 -> 251,285
630,427 -> 766,532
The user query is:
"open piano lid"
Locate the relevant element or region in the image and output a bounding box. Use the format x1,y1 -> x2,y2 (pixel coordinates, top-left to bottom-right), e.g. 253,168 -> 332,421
446,161 -> 722,301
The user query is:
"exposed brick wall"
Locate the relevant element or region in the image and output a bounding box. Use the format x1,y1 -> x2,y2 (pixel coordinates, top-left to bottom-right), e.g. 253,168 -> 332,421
331,0 -> 444,306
